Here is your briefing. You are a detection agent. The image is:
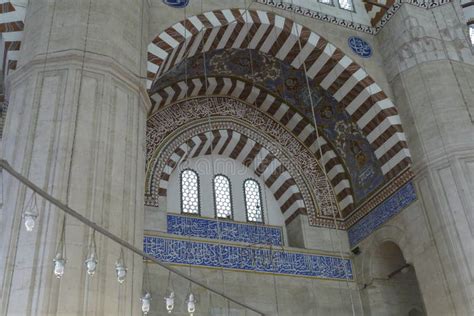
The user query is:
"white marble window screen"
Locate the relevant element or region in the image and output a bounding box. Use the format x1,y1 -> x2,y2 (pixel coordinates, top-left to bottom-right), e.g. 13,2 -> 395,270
338,0 -> 354,11
214,175 -> 233,219
318,0 -> 334,5
181,169 -> 200,214
244,179 -> 264,223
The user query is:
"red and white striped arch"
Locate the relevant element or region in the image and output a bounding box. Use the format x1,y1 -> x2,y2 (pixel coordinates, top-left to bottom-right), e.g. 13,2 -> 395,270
147,9 -> 411,181
363,0 -> 396,26
0,1 -> 25,75
156,129 -> 308,223
150,77 -> 354,212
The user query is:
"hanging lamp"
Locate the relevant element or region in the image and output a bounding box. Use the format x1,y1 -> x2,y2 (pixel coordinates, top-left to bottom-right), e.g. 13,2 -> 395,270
165,290 -> 175,314
53,216 -> 67,279
186,292 -> 196,316
164,271 -> 175,313
84,230 -> 98,276
22,192 -> 39,232
140,292 -> 152,315
115,248 -> 127,284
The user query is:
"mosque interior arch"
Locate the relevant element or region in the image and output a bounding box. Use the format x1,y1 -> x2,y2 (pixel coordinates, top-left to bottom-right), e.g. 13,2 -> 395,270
1,0 -> 474,315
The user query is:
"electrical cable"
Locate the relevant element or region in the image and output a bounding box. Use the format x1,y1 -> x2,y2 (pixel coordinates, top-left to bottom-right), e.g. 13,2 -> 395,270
285,0 -> 357,313
0,158 -> 265,315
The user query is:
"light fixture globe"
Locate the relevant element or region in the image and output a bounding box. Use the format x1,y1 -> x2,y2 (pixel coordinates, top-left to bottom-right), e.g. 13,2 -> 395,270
23,213 -> 37,232
115,261 -> 127,284
140,292 -> 152,314
85,254 -> 98,276
164,291 -> 175,313
187,293 -> 196,316
53,254 -> 66,279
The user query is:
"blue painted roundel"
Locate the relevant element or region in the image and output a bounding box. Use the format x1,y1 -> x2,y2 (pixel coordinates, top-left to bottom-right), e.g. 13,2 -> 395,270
163,0 -> 189,8
348,36 -> 373,58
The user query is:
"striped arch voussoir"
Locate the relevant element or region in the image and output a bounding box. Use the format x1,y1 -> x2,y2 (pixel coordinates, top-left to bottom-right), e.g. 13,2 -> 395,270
147,9 -> 411,184
150,77 -> 355,213
155,129 -> 308,224
0,2 -> 26,75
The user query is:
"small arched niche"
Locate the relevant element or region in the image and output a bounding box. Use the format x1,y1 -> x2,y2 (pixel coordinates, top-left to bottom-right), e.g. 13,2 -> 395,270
367,241 -> 426,316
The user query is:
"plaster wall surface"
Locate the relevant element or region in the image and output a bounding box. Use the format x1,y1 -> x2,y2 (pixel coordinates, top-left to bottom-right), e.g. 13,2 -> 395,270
144,247 -> 362,316
0,0 -> 149,314
286,214 -> 350,253
354,198 -> 459,315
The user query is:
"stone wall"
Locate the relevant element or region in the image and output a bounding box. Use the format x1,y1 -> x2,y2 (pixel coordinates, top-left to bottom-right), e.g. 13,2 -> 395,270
373,2 -> 474,314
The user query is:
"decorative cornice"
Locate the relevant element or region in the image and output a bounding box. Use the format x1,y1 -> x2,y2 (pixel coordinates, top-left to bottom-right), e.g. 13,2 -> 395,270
257,0 -> 377,34
257,0 -> 453,35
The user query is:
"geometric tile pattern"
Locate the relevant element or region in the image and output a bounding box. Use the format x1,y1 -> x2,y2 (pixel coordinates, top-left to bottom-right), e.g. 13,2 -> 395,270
181,169 -> 200,214
144,235 -> 353,280
214,174 -> 233,219
147,9 -> 411,187
167,214 -> 283,246
244,179 -> 264,223
348,181 -> 417,247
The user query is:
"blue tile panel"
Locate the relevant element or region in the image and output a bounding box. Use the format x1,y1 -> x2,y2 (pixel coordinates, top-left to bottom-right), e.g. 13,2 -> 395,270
348,36 -> 373,58
162,0 -> 189,8
144,235 -> 353,280
167,214 -> 283,246
348,181 -> 417,247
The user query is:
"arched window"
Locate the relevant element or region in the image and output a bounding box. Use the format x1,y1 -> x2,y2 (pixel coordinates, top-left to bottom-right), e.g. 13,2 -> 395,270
213,175 -> 233,219
181,169 -> 200,214
244,179 -> 263,223
338,0 -> 353,11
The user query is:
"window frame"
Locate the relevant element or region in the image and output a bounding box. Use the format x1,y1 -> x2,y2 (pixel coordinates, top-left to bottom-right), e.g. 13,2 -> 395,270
180,168 -> 201,216
243,178 -> 264,224
318,0 -> 335,6
337,0 -> 355,12
213,174 -> 234,220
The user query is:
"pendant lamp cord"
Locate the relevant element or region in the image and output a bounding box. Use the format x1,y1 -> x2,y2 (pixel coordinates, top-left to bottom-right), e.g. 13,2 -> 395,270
285,0 -> 357,313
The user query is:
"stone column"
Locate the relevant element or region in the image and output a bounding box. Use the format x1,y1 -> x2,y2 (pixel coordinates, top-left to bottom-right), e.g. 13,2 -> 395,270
0,0 -> 149,315
377,2 -> 474,315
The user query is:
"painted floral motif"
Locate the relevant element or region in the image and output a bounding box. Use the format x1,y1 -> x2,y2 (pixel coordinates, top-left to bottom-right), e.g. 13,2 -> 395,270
153,48 -> 385,205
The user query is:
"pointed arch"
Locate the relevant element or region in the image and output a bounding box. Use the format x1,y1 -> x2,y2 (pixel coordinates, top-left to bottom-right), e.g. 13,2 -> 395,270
147,9 -> 411,181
